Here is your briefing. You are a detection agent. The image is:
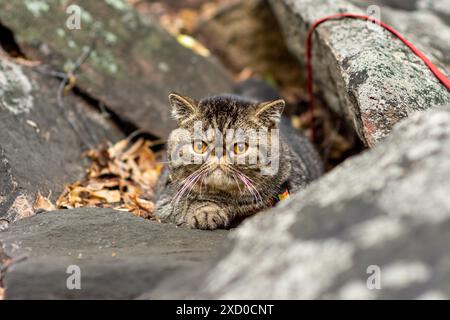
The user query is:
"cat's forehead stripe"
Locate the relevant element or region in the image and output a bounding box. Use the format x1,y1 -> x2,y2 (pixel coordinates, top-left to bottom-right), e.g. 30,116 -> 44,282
198,95 -> 255,130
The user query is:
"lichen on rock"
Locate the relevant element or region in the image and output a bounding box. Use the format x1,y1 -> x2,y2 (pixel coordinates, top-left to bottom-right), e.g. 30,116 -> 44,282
0,60 -> 34,115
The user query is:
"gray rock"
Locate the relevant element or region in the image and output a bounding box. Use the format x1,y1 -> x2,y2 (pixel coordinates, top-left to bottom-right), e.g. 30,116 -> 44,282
0,0 -> 232,139
353,0 -> 450,25
381,7 -> 450,66
144,107 -> 450,299
0,208 -> 227,299
0,56 -> 123,222
352,0 -> 450,66
417,0 -> 450,25
355,0 -> 418,11
268,0 -> 450,147
360,0 -> 450,24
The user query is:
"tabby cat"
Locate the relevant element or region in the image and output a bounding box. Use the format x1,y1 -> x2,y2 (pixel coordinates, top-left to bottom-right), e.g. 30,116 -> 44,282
154,92 -> 323,230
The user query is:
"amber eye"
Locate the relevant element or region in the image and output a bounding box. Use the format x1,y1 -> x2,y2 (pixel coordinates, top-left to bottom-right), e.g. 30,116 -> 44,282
192,140 -> 207,154
233,142 -> 249,155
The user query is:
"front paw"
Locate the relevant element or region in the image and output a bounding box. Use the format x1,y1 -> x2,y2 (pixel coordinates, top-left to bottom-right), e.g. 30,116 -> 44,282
184,203 -> 231,230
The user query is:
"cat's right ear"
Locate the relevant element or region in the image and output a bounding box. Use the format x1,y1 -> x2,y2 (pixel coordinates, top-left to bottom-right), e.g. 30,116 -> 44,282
169,93 -> 197,125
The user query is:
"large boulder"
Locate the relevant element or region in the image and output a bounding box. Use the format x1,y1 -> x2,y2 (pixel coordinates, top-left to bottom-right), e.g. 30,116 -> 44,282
0,56 -> 123,223
352,0 -> 450,66
268,0 -> 450,146
357,0 -> 418,11
0,0 -> 234,222
0,0 -> 232,139
0,208 -> 227,299
144,107 -> 450,299
356,0 -> 450,23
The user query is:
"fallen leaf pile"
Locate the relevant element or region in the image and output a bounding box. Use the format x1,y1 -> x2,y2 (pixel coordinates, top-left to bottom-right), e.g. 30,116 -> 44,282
35,138 -> 163,219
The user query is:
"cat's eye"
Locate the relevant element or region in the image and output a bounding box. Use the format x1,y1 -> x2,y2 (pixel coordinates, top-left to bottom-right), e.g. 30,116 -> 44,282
233,142 -> 249,155
192,140 -> 207,154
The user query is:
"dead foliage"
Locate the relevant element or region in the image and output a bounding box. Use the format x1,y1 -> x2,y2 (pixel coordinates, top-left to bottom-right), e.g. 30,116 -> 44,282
33,191 -> 56,212
34,138 -> 163,220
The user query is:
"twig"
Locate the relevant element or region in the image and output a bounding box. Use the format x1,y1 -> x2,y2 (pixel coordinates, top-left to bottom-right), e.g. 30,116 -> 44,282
0,255 -> 28,288
125,130 -> 166,148
57,44 -> 96,150
125,129 -> 144,144
0,255 -> 28,274
34,67 -> 67,79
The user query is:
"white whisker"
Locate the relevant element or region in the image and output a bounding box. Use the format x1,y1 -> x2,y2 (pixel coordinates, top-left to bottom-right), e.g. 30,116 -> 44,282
172,162 -> 214,205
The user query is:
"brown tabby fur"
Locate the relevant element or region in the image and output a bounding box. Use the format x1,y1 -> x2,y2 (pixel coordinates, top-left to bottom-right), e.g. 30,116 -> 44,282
154,93 -> 323,230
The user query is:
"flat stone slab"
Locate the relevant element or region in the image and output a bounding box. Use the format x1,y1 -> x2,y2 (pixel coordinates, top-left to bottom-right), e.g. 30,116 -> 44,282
355,0 -> 450,24
0,208 -> 227,299
0,0 -> 232,139
269,0 -> 450,146
352,0 -> 450,66
0,56 -> 123,222
145,107 -> 450,299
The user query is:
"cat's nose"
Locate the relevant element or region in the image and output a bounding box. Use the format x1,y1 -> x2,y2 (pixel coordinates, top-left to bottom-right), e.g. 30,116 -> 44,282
210,155 -> 227,165
210,155 -> 228,169
219,155 -> 227,165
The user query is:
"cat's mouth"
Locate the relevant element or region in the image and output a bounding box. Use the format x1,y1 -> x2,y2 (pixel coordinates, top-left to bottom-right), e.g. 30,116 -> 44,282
202,167 -> 238,190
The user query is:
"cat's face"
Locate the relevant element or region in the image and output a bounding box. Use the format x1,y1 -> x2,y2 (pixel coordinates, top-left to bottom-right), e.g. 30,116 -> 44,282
166,93 -> 284,199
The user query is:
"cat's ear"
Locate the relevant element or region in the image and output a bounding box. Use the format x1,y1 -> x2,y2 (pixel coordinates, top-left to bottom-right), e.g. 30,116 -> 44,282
254,99 -> 285,126
169,92 -> 198,124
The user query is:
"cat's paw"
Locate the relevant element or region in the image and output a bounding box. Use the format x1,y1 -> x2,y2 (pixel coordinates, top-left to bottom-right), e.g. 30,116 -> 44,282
184,203 -> 231,230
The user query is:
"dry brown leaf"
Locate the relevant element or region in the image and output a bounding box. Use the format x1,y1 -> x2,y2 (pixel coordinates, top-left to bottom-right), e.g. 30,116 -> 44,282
235,67 -> 254,82
137,141 -> 157,168
122,138 -> 144,159
56,186 -> 72,209
178,9 -> 198,33
85,178 -> 121,190
91,189 -> 121,203
122,194 -> 154,219
134,195 -> 154,212
63,73 -> 77,94
107,139 -> 129,158
141,169 -> 159,188
33,192 -> 56,212
56,138 -> 162,220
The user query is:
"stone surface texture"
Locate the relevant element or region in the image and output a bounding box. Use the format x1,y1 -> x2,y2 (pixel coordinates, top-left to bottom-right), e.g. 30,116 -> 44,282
0,0 -> 233,139
0,208 -> 227,299
269,0 -> 450,147
144,107 -> 450,299
0,56 -> 123,222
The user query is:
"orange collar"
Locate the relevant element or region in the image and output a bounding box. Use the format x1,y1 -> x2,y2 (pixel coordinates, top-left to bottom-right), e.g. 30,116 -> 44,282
276,188 -> 290,202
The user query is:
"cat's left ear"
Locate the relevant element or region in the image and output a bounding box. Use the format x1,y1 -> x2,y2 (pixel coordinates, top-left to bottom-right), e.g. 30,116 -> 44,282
254,99 -> 285,126
169,92 -> 198,125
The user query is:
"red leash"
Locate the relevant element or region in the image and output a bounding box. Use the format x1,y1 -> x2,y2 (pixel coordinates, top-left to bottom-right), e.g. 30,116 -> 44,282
307,13 -> 450,143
